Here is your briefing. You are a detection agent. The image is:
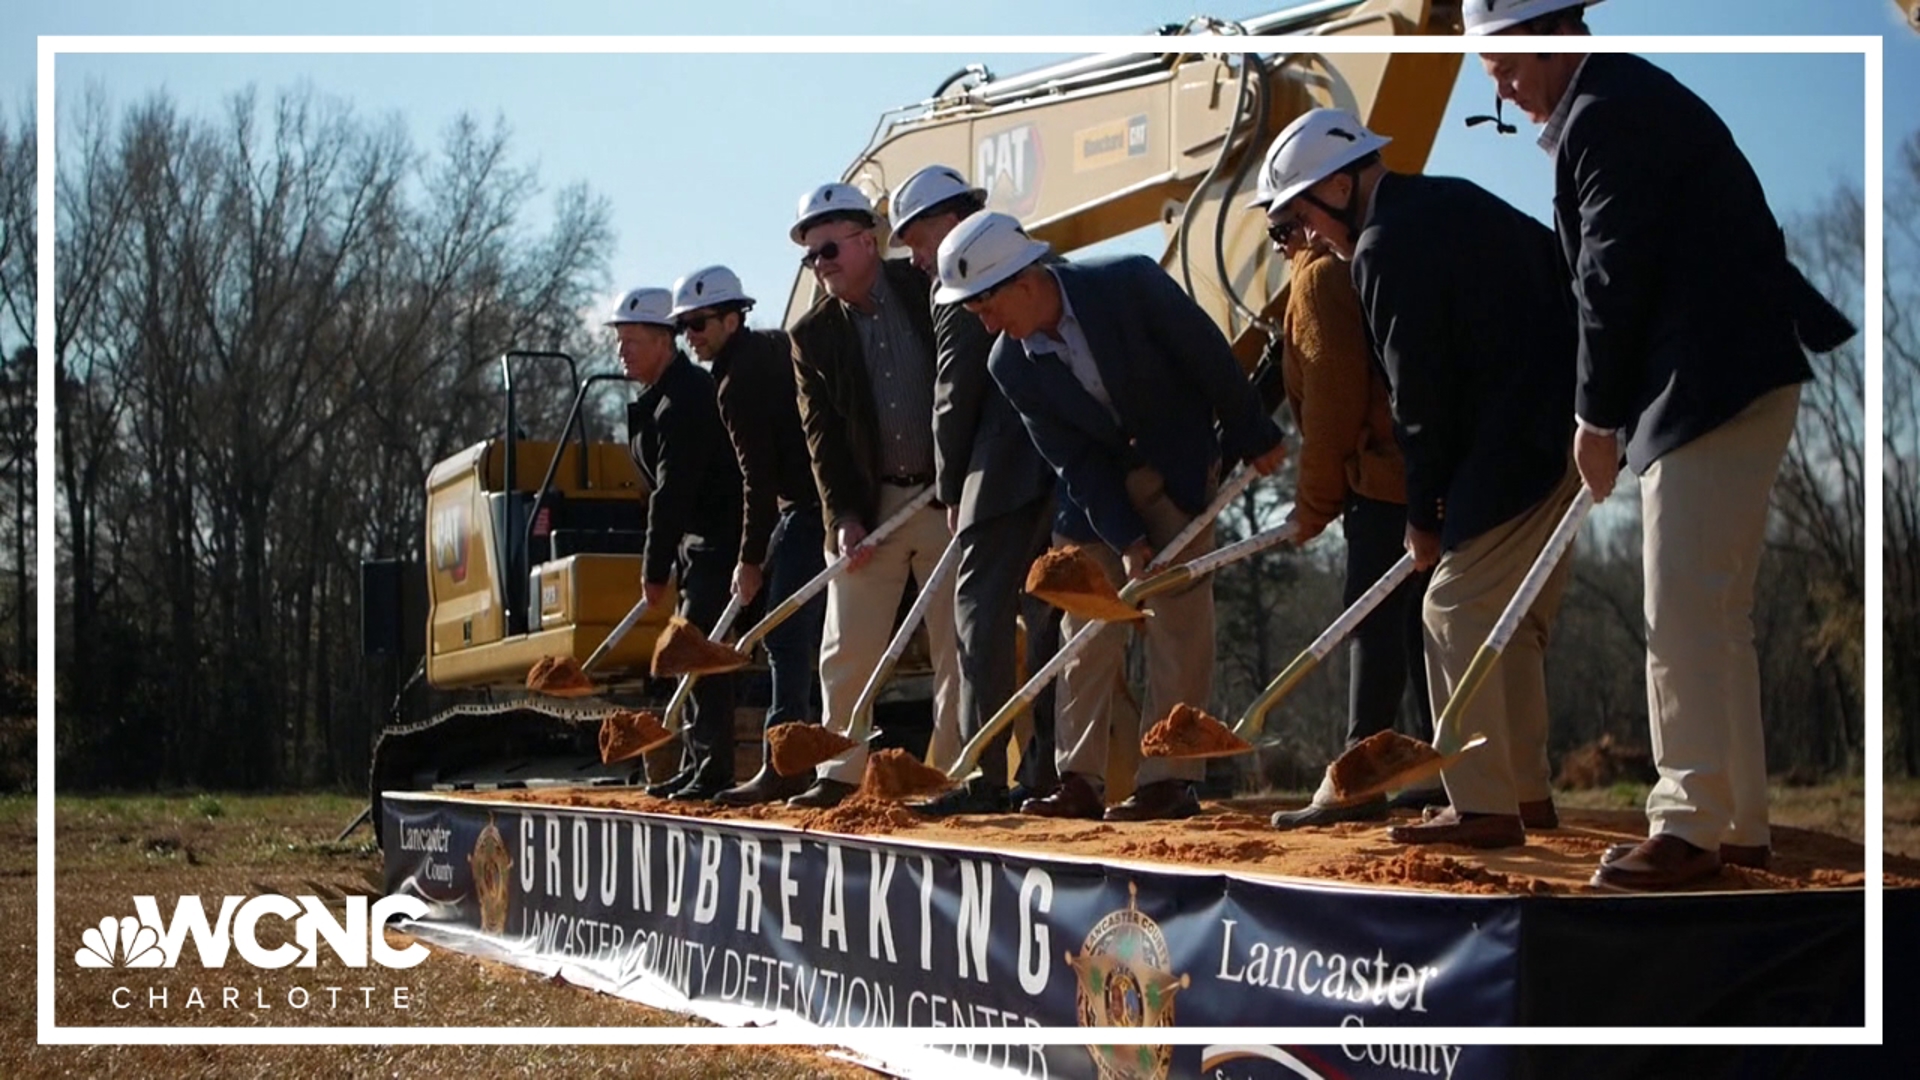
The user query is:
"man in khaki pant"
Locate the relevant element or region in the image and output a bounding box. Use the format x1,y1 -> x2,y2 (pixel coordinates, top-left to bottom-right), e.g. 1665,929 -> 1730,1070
1466,0 -> 1854,886
1257,107 -> 1576,849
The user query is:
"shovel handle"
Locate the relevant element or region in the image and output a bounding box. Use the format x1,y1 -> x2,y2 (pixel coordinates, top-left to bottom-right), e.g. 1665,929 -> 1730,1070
1131,512 -> 1298,596
1144,466 -> 1259,572
836,533 -> 964,754
734,486 -> 938,654
1233,552 -> 1416,742
659,593 -> 746,732
581,595 -> 651,675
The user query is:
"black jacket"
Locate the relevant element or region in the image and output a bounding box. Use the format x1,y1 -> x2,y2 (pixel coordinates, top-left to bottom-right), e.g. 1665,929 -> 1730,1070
1351,171 -> 1575,550
1552,52 -> 1851,473
628,353 -> 743,585
931,285 -> 1054,531
787,258 -> 937,533
711,326 -> 816,565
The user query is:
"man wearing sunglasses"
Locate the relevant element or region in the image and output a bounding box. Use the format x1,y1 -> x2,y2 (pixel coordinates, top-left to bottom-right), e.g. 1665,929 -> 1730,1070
1246,192 -> 1438,833
933,212 -> 1286,823
886,165 -> 1061,817
784,181 -> 962,810
1258,107 -> 1578,850
610,286 -> 744,803
1464,0 -> 1854,887
668,265 -> 827,807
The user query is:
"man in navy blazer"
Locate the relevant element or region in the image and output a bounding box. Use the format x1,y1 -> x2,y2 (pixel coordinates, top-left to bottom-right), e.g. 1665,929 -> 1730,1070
934,211 -> 1285,822
1468,0 -> 1854,888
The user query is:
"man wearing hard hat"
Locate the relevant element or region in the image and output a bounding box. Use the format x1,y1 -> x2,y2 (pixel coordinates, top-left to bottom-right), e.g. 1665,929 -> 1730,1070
668,265 -> 827,808
1464,0 -> 1855,887
1257,107 -> 1577,849
784,182 -> 962,810
609,286 -> 744,802
887,165 -> 1060,816
933,211 -> 1286,822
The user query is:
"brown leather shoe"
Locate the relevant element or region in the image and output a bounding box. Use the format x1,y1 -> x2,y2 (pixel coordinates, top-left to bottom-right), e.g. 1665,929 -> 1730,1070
1518,798 -> 1559,831
1601,840 -> 1770,870
1020,773 -> 1104,820
1592,834 -> 1722,891
1388,806 -> 1525,849
1104,780 -> 1201,823
713,766 -> 812,807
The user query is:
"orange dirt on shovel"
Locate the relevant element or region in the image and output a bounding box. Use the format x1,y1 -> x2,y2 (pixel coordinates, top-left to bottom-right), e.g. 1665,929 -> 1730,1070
767,722 -> 858,777
1141,703 -> 1252,759
526,655 -> 597,698
1025,546 -> 1146,623
650,616 -> 751,678
1328,730 -> 1444,803
858,749 -> 953,800
598,710 -> 669,765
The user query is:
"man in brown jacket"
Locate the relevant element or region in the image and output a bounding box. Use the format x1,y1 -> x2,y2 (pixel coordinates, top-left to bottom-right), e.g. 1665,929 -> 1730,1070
783,182 -> 961,809
1253,228 -> 1438,829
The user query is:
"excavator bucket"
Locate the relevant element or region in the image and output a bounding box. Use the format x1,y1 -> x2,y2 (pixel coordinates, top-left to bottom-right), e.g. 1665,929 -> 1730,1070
1026,546 -> 1147,623
1141,703 -> 1253,760
526,655 -> 598,698
650,616 -> 752,679
598,709 -> 669,765
766,722 -> 858,777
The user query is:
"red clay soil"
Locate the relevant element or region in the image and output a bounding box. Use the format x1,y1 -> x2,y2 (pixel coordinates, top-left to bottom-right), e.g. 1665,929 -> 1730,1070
857,749 -> 952,799
1140,703 -> 1250,757
1328,730 -> 1441,801
1025,545 -> 1141,622
467,791 -> 1919,897
650,616 -> 749,678
766,722 -> 856,776
525,655 -> 594,695
598,710 -> 668,764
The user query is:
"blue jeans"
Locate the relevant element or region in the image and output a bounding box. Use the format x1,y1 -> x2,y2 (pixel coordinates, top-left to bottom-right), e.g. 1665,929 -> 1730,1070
761,508 -> 827,732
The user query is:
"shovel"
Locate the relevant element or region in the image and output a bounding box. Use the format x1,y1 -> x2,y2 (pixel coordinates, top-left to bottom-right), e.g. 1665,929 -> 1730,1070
632,593 -> 747,755
1027,465 -> 1260,622
1148,552 -> 1418,760
773,533 -> 966,779
946,510 -> 1299,784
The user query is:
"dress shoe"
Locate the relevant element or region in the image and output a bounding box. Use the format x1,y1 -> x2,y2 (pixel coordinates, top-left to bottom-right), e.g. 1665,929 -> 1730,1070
914,781 -> 1011,818
644,766 -> 697,799
1270,796 -> 1389,830
1386,785 -> 1451,813
1603,840 -> 1770,870
1388,806 -> 1526,849
1591,834 -> 1722,891
1020,773 -> 1105,820
670,775 -> 733,802
786,778 -> 858,810
1104,780 -> 1201,823
712,766 -> 811,807
1518,798 -> 1559,831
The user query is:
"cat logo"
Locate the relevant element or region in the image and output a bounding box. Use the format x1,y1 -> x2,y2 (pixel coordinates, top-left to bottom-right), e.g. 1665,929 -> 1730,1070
431,503 -> 471,583
978,123 -> 1043,218
1068,881 -> 1190,1080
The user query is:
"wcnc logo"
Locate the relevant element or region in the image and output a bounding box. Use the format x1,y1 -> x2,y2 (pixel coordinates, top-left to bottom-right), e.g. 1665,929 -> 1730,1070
74,894 -> 431,970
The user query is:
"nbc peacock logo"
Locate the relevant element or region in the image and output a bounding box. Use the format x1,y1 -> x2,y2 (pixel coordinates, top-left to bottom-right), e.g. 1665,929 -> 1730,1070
75,915 -> 166,968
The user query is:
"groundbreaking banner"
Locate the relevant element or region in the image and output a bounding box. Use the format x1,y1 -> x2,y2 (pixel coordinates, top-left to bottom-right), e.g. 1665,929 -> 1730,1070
386,792 -> 1516,1080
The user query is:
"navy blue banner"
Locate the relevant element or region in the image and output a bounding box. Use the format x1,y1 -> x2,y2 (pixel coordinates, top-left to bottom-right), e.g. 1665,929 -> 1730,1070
386,792 -> 1520,1080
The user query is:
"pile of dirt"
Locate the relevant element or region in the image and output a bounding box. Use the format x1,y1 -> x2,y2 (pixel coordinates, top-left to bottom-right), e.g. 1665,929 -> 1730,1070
598,710 -> 668,764
650,617 -> 749,678
857,749 -> 951,800
767,722 -> 856,776
1111,836 -> 1278,863
1140,703 -> 1249,758
1315,849 -> 1564,896
1025,545 -> 1140,622
1554,733 -> 1656,790
795,795 -> 924,835
525,655 -> 594,696
1328,731 -> 1440,802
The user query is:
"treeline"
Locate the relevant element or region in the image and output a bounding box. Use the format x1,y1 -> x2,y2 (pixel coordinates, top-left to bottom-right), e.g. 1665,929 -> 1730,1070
0,88 -> 1890,794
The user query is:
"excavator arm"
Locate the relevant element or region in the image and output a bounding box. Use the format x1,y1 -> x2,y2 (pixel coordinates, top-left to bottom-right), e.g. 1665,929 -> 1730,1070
783,0 -> 1463,366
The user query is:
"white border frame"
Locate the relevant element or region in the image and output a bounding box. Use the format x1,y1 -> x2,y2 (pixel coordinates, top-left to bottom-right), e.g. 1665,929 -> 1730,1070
35,31 -> 1883,1053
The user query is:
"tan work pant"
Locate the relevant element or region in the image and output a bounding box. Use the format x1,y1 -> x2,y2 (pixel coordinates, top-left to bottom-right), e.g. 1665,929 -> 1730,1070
817,484 -> 962,784
1055,467 -> 1214,793
1424,463 -> 1580,815
1643,384 -> 1801,851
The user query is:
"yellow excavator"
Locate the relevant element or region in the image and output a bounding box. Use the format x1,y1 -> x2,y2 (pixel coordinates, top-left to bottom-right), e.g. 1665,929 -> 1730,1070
360,0 -> 1466,837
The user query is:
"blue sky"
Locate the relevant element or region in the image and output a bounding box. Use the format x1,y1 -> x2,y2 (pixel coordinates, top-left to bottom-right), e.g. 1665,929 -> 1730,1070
6,0 -> 1913,350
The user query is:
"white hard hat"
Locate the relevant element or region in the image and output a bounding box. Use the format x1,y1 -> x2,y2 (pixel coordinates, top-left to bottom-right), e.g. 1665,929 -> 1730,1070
932,211 -> 1051,306
888,164 -> 987,242
669,265 -> 755,320
605,286 -> 675,328
1461,0 -> 1600,36
1248,108 -> 1392,212
791,182 -> 877,244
